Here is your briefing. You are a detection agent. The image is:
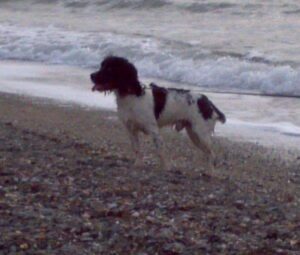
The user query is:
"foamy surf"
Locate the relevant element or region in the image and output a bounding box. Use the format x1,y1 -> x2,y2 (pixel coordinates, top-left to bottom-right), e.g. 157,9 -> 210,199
0,23 -> 300,97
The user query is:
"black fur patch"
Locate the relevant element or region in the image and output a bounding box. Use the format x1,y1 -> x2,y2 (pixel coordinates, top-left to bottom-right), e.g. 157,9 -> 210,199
197,95 -> 226,123
197,95 -> 213,120
211,101 -> 226,123
150,83 -> 167,120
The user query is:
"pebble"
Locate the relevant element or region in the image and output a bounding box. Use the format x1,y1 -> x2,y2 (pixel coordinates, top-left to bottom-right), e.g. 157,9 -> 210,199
163,242 -> 185,253
132,211 -> 140,218
159,228 -> 174,239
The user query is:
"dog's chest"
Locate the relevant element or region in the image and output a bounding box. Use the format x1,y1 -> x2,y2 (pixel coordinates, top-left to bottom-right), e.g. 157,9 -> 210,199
116,93 -> 156,127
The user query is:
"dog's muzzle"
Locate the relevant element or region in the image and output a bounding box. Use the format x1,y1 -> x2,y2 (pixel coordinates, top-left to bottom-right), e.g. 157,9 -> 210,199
90,73 -> 102,91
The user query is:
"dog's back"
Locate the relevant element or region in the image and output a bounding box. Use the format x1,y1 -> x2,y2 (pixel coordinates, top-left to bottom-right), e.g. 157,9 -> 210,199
150,83 -> 226,131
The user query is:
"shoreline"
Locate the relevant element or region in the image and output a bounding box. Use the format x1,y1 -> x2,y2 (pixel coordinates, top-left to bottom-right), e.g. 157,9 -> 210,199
1,60 -> 300,150
0,90 -> 299,184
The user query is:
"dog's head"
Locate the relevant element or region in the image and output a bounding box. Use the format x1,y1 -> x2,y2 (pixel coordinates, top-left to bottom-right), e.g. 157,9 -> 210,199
90,56 -> 143,97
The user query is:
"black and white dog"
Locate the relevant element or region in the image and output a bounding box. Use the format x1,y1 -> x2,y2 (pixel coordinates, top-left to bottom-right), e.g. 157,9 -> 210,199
91,56 -> 226,170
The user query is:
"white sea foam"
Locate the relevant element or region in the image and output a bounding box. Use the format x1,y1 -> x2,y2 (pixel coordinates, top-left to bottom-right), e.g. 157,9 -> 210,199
0,23 -> 300,97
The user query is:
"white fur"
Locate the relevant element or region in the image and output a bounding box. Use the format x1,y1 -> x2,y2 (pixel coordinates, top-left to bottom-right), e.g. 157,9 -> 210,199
115,88 -> 219,170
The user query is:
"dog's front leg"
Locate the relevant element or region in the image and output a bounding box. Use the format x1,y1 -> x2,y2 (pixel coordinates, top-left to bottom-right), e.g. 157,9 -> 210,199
150,131 -> 170,171
126,127 -> 143,168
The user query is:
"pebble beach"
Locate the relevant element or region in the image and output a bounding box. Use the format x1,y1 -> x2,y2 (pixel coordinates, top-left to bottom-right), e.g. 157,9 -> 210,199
0,92 -> 299,254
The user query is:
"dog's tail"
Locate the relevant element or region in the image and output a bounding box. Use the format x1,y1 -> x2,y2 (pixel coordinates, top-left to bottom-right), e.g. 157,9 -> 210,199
197,95 -> 226,124
210,101 -> 226,124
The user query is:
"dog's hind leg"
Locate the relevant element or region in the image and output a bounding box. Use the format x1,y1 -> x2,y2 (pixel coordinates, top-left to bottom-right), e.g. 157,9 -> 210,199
186,126 -> 215,171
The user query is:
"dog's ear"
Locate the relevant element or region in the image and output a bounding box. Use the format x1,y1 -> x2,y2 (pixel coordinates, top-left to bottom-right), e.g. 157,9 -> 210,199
127,62 -> 140,86
127,65 -> 143,96
117,61 -> 143,96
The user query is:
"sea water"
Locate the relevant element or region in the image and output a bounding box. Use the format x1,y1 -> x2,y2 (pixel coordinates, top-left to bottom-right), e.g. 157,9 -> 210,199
0,0 -> 300,96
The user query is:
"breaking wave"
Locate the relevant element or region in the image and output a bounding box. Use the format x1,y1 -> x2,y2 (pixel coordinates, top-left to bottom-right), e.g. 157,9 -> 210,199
0,24 -> 300,97
14,0 -> 251,13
